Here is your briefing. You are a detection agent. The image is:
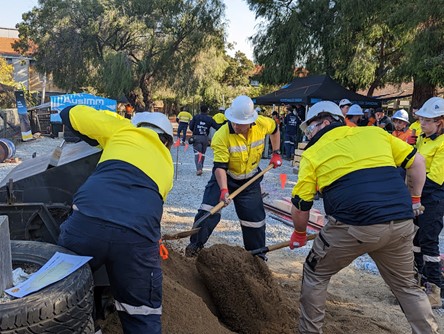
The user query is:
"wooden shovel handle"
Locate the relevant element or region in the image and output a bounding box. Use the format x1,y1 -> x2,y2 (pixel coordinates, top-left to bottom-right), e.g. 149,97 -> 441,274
209,164 -> 274,215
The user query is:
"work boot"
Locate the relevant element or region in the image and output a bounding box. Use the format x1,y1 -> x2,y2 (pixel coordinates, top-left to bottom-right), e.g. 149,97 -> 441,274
424,282 -> 442,308
196,170 -> 203,176
185,243 -> 203,257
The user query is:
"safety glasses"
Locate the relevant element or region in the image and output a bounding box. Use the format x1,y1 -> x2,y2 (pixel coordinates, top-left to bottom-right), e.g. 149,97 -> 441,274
304,121 -> 324,138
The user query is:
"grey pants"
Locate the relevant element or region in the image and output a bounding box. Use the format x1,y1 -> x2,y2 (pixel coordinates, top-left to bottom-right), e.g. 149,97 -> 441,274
193,135 -> 209,171
299,217 -> 438,334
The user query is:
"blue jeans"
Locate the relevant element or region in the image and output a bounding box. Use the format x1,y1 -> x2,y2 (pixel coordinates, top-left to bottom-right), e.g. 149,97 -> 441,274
177,122 -> 188,142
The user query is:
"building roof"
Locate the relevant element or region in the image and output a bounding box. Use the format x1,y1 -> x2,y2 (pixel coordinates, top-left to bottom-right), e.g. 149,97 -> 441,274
0,37 -> 19,57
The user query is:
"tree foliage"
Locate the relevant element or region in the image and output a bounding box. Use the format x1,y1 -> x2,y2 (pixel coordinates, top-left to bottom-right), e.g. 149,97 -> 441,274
247,0 -> 444,103
14,0 -> 226,110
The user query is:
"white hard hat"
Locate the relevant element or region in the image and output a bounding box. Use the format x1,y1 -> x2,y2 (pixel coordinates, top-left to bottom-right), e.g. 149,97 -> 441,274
416,97 -> 444,118
346,104 -> 364,116
225,95 -> 258,124
131,112 -> 174,139
300,101 -> 344,132
392,109 -> 410,124
339,99 -> 352,107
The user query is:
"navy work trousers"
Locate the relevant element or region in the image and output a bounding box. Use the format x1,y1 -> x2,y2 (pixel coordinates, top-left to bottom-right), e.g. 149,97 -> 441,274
177,122 -> 188,143
189,170 -> 266,251
413,197 -> 444,287
58,211 -> 162,334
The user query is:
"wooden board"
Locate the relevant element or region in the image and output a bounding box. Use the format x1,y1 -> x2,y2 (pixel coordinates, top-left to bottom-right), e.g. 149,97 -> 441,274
0,216 -> 13,291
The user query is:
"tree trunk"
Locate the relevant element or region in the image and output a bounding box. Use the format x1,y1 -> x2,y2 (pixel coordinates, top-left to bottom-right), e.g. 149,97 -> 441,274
140,74 -> 154,112
411,80 -> 436,109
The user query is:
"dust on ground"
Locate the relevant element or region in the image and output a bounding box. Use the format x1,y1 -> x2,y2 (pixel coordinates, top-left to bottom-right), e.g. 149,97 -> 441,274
99,243 -> 444,334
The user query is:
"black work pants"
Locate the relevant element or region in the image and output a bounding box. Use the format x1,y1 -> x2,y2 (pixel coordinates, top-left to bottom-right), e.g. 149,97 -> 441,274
189,170 -> 266,251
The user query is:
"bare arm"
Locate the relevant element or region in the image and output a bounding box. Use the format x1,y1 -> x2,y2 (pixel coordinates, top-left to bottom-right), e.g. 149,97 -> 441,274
291,205 -> 309,232
214,167 -> 228,190
269,127 -> 281,152
406,153 -> 426,196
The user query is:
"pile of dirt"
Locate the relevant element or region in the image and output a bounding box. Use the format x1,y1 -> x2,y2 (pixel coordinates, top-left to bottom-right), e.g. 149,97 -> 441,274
98,245 -> 442,334
196,244 -> 297,334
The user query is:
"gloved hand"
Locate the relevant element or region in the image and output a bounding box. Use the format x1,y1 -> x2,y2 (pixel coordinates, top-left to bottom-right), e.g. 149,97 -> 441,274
412,196 -> 424,216
220,188 -> 231,206
270,153 -> 283,168
407,135 -> 418,145
289,230 -> 307,249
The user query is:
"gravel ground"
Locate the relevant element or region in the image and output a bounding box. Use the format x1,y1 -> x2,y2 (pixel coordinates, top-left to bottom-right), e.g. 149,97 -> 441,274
1,136 -> 442,274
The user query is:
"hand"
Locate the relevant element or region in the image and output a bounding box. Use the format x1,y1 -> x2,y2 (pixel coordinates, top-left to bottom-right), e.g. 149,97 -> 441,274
289,230 -> 307,249
220,188 -> 231,206
270,153 -> 283,168
412,203 -> 424,216
412,196 -> 424,216
406,135 -> 418,145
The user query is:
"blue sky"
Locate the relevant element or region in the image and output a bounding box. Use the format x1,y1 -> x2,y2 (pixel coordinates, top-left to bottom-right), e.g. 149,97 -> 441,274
0,0 -> 257,60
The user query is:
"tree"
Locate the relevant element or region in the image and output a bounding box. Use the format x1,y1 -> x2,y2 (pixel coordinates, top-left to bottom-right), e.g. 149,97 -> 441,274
14,0 -> 225,111
246,0 -> 444,102
0,58 -> 15,87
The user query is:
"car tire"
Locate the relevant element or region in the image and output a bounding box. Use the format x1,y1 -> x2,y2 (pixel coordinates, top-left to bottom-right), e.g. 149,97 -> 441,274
0,240 -> 94,334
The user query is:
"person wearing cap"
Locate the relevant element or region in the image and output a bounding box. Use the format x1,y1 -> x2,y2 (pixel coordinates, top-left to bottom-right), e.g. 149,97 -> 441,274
176,107 -> 193,144
189,105 -> 220,176
288,100 -> 437,333
185,95 -> 282,257
57,105 -> 174,334
391,109 -> 413,142
410,97 -> 444,308
338,98 -> 352,117
345,104 -> 364,127
375,107 -> 394,132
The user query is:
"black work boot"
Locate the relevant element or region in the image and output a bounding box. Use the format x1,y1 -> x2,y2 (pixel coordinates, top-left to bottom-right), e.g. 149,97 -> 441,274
185,243 -> 203,257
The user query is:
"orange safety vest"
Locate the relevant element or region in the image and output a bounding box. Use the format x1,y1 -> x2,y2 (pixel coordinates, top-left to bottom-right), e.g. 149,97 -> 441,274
392,129 -> 412,142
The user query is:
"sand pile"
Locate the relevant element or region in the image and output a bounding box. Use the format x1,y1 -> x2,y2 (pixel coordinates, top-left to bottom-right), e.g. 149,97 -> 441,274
196,244 -> 297,334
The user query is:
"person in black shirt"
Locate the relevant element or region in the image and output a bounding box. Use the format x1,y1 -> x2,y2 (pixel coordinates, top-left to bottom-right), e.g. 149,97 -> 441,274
189,105 -> 220,175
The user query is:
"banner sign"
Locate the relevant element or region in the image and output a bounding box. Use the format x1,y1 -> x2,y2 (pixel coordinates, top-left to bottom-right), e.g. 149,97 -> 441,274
50,93 -> 117,122
14,91 -> 33,141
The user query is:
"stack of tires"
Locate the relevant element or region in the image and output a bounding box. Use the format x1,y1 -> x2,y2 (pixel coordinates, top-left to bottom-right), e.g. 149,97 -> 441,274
0,241 -> 94,334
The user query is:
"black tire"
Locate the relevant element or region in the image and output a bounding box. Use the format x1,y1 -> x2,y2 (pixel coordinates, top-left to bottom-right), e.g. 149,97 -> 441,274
0,241 -> 94,334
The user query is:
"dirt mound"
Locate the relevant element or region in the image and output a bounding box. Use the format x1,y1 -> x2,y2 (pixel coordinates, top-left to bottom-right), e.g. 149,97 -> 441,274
99,248 -> 233,334
196,244 -> 297,334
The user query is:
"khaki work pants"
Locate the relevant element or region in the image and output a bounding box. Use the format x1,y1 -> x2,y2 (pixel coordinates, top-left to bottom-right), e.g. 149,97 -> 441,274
299,218 -> 439,334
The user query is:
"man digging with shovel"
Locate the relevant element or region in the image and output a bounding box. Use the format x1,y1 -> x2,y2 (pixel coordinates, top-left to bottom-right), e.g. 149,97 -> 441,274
185,95 -> 282,258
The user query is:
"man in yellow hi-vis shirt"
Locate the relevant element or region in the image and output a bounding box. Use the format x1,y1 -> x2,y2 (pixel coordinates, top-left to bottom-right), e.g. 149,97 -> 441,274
58,106 -> 174,334
288,101 -> 437,334
185,95 -> 282,257
176,108 -> 193,144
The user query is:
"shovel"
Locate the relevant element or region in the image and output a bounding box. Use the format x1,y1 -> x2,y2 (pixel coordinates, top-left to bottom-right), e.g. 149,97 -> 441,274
250,233 -> 318,256
162,164 -> 275,241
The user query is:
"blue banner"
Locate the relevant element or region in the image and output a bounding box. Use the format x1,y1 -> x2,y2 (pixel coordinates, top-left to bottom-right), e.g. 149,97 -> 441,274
14,91 -> 33,141
50,93 -> 117,122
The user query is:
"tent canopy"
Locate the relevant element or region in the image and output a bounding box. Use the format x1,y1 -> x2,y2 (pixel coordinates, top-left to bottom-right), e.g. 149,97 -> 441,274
253,75 -> 381,108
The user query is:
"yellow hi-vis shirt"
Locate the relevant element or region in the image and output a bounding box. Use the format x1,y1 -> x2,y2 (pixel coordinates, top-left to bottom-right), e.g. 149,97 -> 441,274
67,105 -> 173,199
211,115 -> 277,179
416,133 -> 444,186
213,112 -> 227,125
409,120 -> 422,137
292,126 -> 416,202
177,111 -> 193,123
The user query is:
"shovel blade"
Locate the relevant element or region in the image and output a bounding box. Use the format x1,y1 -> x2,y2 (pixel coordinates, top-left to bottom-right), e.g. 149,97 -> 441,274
162,227 -> 200,240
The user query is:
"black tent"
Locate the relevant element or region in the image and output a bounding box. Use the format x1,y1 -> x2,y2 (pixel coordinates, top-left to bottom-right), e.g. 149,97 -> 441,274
253,75 -> 381,108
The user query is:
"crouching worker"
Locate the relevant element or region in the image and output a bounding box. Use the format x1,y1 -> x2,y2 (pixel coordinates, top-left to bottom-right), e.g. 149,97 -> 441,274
185,95 -> 282,257
58,105 -> 174,334
288,101 -> 438,334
